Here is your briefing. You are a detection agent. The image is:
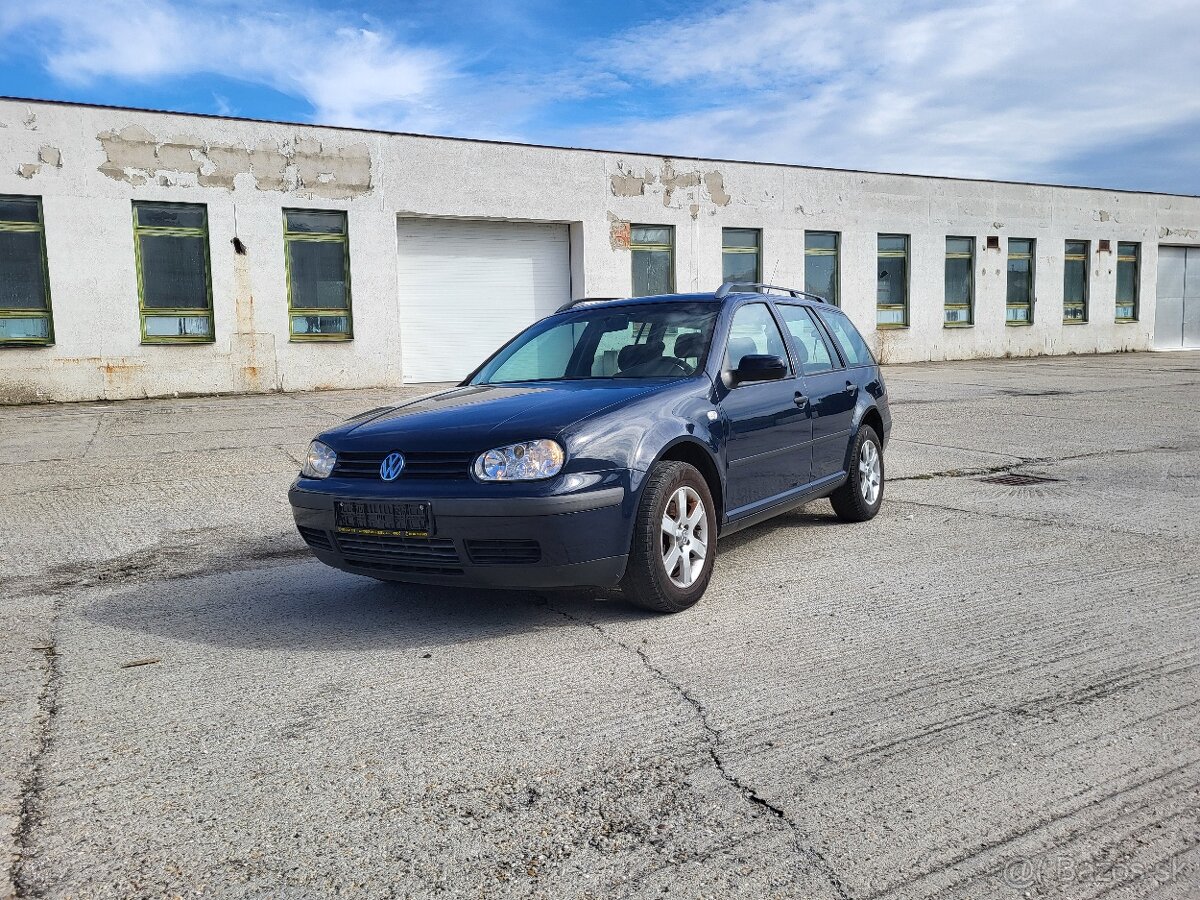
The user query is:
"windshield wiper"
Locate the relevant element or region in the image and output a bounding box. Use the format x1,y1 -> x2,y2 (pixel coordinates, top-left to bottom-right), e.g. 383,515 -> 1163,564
477,376 -> 593,385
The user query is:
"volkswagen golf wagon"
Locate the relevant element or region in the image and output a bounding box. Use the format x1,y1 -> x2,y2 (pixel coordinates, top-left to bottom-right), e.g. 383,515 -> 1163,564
290,283 -> 891,612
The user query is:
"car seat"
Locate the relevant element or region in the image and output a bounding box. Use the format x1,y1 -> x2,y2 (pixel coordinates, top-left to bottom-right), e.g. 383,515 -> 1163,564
617,340 -> 666,373
673,332 -> 704,368
724,336 -> 758,370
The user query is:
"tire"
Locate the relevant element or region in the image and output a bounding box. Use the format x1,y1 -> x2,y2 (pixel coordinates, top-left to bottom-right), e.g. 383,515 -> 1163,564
829,425 -> 884,522
621,461 -> 716,613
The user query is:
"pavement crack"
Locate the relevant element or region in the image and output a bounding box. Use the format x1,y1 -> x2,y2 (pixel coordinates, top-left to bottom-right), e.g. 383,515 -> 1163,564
0,535 -> 311,601
892,461 -> 1024,482
10,635 -> 62,899
892,444 -> 1188,483
888,496 -> 1160,538
533,595 -> 853,900
78,414 -> 104,460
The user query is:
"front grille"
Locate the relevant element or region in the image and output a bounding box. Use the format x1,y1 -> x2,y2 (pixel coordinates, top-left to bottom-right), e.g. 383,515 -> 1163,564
297,525 -> 334,552
336,532 -> 462,575
465,539 -> 542,565
332,449 -> 474,480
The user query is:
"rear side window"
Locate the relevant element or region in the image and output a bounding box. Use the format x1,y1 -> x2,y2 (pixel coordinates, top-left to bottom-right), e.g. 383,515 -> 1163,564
815,308 -> 875,367
776,304 -> 836,374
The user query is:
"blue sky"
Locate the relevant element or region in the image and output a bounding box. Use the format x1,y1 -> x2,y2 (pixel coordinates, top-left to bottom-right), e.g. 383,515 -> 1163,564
3,0 -> 1199,195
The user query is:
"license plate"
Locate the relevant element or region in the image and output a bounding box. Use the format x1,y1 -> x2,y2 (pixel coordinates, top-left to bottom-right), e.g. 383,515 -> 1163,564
334,500 -> 433,536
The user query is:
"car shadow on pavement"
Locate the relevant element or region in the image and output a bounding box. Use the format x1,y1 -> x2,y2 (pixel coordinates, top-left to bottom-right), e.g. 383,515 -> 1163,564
81,506 -> 847,654
80,561 -> 645,653
715,507 -> 846,554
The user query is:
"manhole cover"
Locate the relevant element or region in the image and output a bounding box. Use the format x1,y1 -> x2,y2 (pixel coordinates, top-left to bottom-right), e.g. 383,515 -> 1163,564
979,473 -> 1061,487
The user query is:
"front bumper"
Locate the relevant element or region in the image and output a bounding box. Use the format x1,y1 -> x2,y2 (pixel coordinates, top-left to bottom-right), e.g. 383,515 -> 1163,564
289,480 -> 632,589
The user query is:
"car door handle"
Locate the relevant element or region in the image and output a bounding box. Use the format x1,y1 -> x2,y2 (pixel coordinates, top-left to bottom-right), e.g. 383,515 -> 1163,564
794,392 -> 808,407
844,381 -> 857,394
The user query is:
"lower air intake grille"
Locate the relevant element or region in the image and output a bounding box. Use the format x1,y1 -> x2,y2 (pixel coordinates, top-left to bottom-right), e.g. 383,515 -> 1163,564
465,539 -> 542,565
297,525 -> 334,552
337,533 -> 462,575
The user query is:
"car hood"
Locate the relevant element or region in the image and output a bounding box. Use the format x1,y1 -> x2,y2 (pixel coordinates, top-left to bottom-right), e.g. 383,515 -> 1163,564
322,381 -> 672,451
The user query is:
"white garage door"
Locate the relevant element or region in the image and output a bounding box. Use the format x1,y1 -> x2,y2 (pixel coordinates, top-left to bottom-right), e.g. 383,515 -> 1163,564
396,218 -> 571,383
1155,246 -> 1200,349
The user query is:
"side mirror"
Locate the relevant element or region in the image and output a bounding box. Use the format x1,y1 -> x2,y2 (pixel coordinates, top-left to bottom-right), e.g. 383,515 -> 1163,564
732,354 -> 787,385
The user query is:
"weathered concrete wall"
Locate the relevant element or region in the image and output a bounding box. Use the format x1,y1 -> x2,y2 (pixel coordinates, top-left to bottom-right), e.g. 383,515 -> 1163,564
2,98 -> 1198,402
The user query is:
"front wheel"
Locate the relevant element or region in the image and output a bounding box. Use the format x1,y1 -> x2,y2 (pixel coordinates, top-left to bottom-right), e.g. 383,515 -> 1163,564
829,425 -> 884,522
621,461 -> 716,613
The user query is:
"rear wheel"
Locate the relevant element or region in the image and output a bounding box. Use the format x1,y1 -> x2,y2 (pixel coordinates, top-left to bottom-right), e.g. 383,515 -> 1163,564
830,425 -> 884,522
622,461 -> 716,613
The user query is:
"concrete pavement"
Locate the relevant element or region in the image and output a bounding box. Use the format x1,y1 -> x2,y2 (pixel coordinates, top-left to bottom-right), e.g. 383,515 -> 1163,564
2,352 -> 1198,898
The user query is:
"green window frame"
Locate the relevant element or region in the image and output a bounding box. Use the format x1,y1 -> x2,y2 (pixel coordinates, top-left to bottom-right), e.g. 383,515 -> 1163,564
132,201 -> 214,344
0,195 -> 54,346
804,231 -> 839,306
877,234 -> 909,327
284,209 -> 353,341
1116,242 -> 1139,322
1063,240 -> 1089,323
1007,238 -> 1035,325
944,236 -> 974,326
721,228 -> 761,286
630,225 -> 674,297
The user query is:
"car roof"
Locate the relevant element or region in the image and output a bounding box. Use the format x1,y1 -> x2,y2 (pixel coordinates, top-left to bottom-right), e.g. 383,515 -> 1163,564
556,285 -> 831,315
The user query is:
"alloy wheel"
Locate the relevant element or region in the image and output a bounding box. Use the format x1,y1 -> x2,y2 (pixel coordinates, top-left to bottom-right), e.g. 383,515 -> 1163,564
859,440 -> 881,505
660,486 -> 708,588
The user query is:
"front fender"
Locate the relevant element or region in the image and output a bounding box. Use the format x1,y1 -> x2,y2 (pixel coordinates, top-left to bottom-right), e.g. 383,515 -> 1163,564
559,380 -> 717,471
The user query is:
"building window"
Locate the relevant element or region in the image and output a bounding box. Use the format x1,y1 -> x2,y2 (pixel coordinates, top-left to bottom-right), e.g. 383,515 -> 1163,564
1007,239 -> 1035,324
877,234 -> 909,326
804,231 -> 839,305
1063,240 -> 1089,323
1116,242 -> 1139,321
721,228 -> 761,286
133,202 -> 214,343
285,209 -> 352,340
631,225 -> 674,296
944,236 -> 974,326
0,196 -> 53,346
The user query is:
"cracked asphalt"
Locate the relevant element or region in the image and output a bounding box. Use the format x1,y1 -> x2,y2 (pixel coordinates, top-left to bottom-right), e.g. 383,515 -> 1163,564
1,351 -> 1198,899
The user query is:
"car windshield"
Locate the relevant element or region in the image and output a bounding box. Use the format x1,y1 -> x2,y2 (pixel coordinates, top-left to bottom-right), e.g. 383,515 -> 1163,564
470,302 -> 720,385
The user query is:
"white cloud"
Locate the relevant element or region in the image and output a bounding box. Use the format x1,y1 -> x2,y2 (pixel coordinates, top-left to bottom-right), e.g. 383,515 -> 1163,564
3,0 -> 1198,189
569,0 -> 1200,186
0,1 -> 456,133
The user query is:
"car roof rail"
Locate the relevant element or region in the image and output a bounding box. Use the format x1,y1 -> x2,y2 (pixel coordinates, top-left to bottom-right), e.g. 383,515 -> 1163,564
555,296 -> 622,313
714,281 -> 828,303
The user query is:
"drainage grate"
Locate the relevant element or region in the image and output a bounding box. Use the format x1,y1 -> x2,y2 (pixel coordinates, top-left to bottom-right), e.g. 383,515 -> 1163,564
979,472 -> 1061,487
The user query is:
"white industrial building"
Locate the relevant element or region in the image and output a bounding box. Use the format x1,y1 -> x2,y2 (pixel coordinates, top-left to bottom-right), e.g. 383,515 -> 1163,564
1,96 -> 1198,403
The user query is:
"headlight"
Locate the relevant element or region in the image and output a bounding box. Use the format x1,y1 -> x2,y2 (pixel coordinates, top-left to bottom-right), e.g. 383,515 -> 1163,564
301,440 -> 337,478
473,439 -> 565,482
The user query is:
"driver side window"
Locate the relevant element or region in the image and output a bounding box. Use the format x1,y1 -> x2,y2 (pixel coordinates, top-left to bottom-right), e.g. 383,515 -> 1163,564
723,303 -> 792,376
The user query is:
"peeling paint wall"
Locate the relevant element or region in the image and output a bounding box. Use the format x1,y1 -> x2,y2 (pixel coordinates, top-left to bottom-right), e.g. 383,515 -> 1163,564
610,160 -> 732,217
0,97 -> 1198,403
0,99 -> 399,402
15,145 -> 62,179
96,125 -> 371,198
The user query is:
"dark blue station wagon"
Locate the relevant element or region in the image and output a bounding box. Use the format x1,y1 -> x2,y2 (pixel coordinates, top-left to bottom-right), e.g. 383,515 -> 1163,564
290,283 -> 892,612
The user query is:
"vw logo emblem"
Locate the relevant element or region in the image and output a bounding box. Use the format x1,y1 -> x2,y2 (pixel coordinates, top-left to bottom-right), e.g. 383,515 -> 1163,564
379,451 -> 405,482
